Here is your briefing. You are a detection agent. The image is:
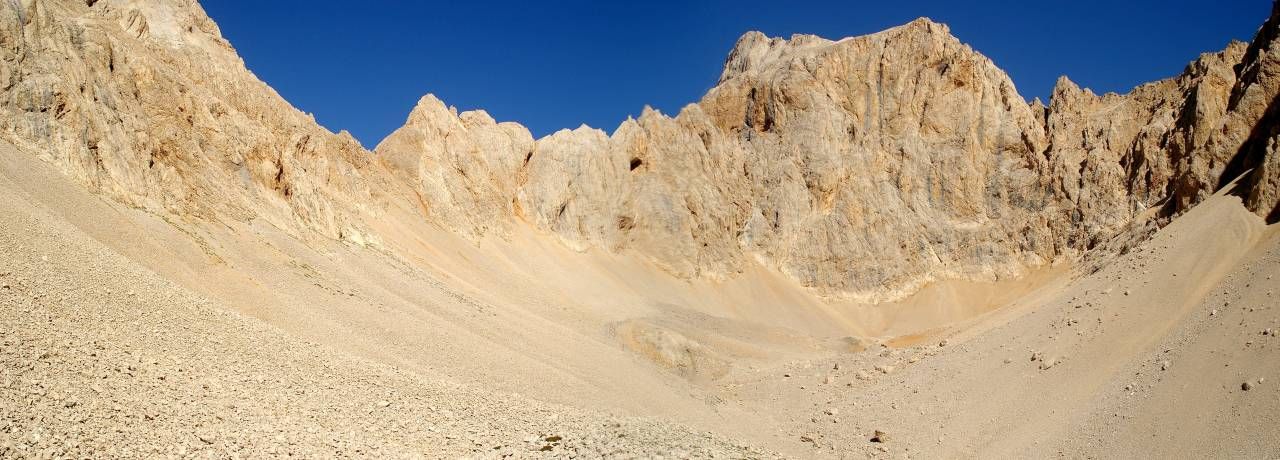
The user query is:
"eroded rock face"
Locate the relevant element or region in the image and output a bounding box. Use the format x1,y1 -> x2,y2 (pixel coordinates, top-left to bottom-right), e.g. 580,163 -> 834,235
1218,2 -> 1280,222
375,95 -> 534,239
375,8 -> 1278,300
455,8 -> 1274,302
0,0 -> 383,242
693,20 -> 1056,298
4,0 -> 1279,301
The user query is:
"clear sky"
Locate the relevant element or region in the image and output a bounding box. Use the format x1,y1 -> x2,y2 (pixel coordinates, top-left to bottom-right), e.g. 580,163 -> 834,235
201,0 -> 1268,147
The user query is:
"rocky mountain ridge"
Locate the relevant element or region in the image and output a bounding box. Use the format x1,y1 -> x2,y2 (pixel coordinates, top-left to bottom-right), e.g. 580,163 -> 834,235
3,0 -> 1278,301
378,7 -> 1280,300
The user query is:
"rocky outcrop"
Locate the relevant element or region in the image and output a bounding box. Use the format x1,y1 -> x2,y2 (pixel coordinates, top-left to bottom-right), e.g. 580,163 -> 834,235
4,0 -> 1279,302
0,0 -> 383,242
690,20 -> 1056,297
1218,1 -> 1280,223
379,20 -> 1061,299
375,95 -> 534,239
376,7 -> 1280,300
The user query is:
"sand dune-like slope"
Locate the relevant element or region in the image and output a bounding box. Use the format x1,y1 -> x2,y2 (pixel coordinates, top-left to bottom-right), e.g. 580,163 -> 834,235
0,140 -> 774,458
2,125 -> 1278,458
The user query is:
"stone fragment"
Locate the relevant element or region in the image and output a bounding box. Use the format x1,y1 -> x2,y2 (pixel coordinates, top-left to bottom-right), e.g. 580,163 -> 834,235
871,430 -> 888,443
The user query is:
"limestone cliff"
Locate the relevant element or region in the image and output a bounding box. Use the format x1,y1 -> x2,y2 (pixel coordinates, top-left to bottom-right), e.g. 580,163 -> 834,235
4,0 -> 1278,302
378,6 -> 1280,300
0,0 -> 383,242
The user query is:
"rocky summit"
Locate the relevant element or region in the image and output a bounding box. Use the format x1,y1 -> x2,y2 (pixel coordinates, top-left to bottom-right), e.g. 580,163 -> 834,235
1,1 -> 1278,458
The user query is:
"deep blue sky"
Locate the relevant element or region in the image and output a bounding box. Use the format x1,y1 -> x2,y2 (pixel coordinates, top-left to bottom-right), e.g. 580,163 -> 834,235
202,1 -> 1267,147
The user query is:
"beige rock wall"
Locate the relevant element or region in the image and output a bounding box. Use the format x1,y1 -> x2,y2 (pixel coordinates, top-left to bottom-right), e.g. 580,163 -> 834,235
5,0 -> 1279,302
0,0 -> 383,242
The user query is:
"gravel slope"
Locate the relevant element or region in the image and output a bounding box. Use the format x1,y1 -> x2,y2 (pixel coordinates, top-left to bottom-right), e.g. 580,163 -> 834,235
0,144 -> 774,458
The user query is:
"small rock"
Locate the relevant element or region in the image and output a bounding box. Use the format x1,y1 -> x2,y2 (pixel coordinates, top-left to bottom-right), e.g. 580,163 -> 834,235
197,431 -> 217,444
938,339 -> 948,347
822,374 -> 833,385
1242,381 -> 1254,391
875,364 -> 895,374
1264,328 -> 1274,336
1210,309 -> 1218,316
1160,360 -> 1170,371
376,400 -> 391,408
1039,357 -> 1058,370
1030,351 -> 1042,362
871,430 -> 889,443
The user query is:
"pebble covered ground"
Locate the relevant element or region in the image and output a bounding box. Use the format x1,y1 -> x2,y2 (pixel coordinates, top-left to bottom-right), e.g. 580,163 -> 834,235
0,190 -> 775,459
